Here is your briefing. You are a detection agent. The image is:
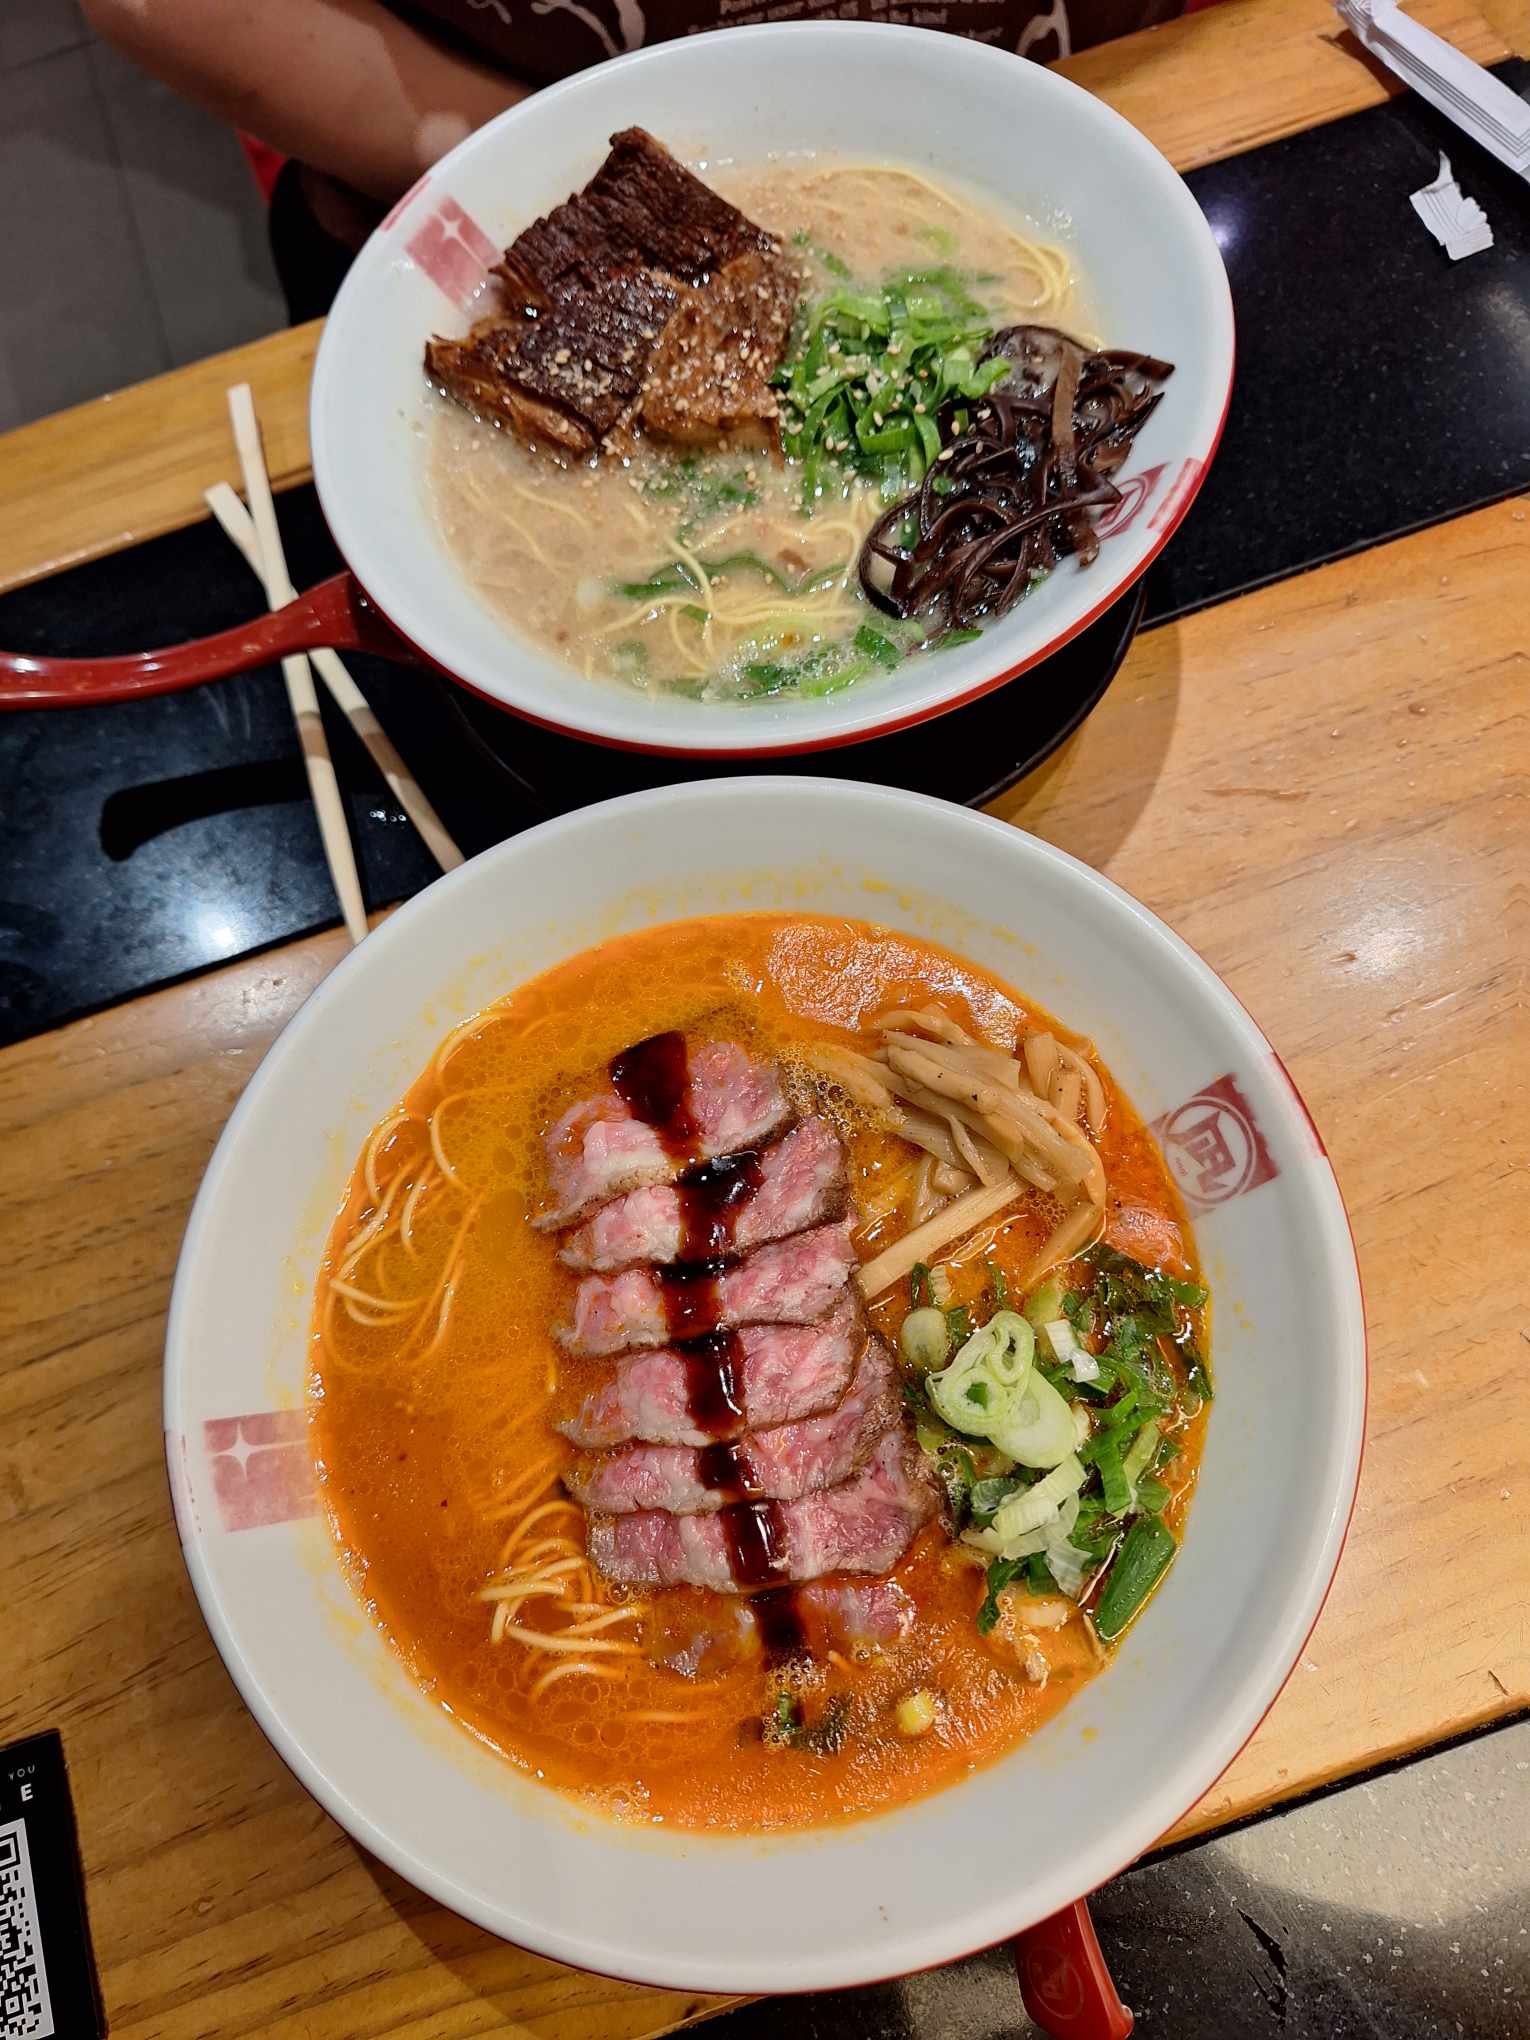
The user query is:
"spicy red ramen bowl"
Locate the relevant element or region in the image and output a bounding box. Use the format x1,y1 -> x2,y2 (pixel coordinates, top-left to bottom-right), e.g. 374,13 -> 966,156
1,25 -> 1232,755
165,780 -> 1363,1997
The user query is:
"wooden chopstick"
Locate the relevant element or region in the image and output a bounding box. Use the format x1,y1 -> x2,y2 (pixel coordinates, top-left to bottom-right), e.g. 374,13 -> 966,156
203,482 -> 464,875
226,384 -> 369,947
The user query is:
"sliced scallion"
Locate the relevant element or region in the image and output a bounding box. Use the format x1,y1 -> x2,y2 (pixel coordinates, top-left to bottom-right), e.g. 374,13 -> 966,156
1094,1516 -> 1177,1640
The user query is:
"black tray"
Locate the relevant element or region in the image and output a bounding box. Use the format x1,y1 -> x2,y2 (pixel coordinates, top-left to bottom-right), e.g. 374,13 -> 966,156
443,582 -> 1145,817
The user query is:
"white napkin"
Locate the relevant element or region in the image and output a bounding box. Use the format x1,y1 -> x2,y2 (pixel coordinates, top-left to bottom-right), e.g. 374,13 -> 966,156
1335,0 -> 1530,181
1409,152 -> 1495,257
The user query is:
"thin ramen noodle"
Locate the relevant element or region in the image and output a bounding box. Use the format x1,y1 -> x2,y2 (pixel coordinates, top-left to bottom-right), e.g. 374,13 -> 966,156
312,915 -> 1210,1832
426,159 -> 1103,704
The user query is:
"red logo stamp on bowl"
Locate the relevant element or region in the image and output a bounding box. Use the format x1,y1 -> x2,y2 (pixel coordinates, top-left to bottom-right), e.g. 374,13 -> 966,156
406,196 -> 497,310
1152,1073 -> 1278,1213
1093,462 -> 1167,539
1147,454 -> 1205,533
203,1410 -> 317,1532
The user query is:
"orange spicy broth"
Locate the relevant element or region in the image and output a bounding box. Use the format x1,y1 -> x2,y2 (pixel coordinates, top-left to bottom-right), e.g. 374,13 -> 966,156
311,913 -> 1208,1831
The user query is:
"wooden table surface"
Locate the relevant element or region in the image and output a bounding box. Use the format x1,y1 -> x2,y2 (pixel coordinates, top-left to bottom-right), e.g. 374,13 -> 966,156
2,1 -> 1527,2033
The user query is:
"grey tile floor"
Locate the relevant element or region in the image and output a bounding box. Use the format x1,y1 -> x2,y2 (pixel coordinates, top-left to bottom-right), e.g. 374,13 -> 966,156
711,1718 -> 1530,2038
0,0 -> 284,433
2,19 -> 1527,2034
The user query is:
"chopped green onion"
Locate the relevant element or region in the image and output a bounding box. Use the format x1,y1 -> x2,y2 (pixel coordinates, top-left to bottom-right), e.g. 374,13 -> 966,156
990,1368 -> 1079,1470
910,1262 -> 933,1309
1095,1517 -> 1177,1640
1121,1419 -> 1162,1498
774,268 -> 1006,505
1042,1316 -> 1101,1385
945,1305 -> 973,1348
932,1441 -> 978,1527
1095,1432 -> 1132,1516
1024,1276 -> 1066,1329
969,1473 -> 1029,1525
987,1264 -> 1010,1312
1025,1552 -> 1055,1595
899,1305 -> 951,1372
977,1557 -> 1025,1635
618,561 -> 701,599
853,623 -> 902,670
987,1454 -> 1087,1545
926,1311 -> 1036,1441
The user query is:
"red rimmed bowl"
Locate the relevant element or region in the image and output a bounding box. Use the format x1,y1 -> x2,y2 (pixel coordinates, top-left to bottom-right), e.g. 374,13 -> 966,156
164,780 -> 1363,2009
2,23 -> 1232,754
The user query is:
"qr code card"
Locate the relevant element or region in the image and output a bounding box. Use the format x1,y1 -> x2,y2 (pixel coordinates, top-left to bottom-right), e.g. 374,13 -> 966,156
0,1734 -> 104,2040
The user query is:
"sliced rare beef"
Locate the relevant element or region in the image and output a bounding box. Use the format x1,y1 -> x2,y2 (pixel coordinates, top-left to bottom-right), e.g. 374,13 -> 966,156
558,1117 -> 847,1272
425,129 -> 799,455
538,1037 -> 791,1229
643,1577 -> 916,1675
564,1337 -> 897,1514
556,1219 -> 856,1357
555,1291 -> 867,1448
587,1430 -> 937,1592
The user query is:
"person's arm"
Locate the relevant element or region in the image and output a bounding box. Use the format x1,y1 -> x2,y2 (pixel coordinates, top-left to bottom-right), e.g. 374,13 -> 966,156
82,0 -> 529,204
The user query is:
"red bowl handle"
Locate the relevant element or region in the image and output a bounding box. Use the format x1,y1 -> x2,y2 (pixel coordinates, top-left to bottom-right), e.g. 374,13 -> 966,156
1014,1899 -> 1133,2039
0,570 -> 411,709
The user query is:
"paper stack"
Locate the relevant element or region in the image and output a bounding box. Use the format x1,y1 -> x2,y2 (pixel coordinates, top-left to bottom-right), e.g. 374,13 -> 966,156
1409,153 -> 1495,258
1334,0 -> 1530,182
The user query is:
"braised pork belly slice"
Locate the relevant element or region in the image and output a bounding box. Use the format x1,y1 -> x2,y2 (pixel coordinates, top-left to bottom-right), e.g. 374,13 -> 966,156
425,129 -> 799,455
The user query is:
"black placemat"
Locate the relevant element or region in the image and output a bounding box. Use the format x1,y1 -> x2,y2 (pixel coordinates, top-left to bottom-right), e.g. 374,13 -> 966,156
1144,58 -> 1530,622
0,492 -> 1144,1046
3,66 -> 1528,1043
443,581 -> 1145,817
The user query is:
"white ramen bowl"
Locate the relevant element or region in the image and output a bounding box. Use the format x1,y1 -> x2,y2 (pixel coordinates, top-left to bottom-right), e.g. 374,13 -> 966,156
310,23 -> 1233,756
166,781 -> 1363,1994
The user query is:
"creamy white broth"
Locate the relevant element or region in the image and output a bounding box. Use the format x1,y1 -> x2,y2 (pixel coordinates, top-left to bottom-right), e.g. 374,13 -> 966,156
426,160 -> 1089,704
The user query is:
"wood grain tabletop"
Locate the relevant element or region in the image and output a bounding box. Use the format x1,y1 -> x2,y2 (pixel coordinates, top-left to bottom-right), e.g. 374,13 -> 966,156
1,0 -> 1527,2032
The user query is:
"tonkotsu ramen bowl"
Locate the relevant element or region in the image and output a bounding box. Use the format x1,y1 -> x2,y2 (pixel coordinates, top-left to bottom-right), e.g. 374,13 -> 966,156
166,780 -> 1363,1999
2,25 -> 1233,755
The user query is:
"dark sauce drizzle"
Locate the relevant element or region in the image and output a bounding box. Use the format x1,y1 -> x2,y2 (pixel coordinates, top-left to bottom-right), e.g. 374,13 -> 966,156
609,1031 -> 699,1159
675,1148 -> 765,1260
655,1256 -> 735,1340
695,1442 -> 758,1502
676,1329 -> 746,1439
608,1031 -> 806,1650
716,1504 -> 809,1658
719,1499 -> 790,1587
